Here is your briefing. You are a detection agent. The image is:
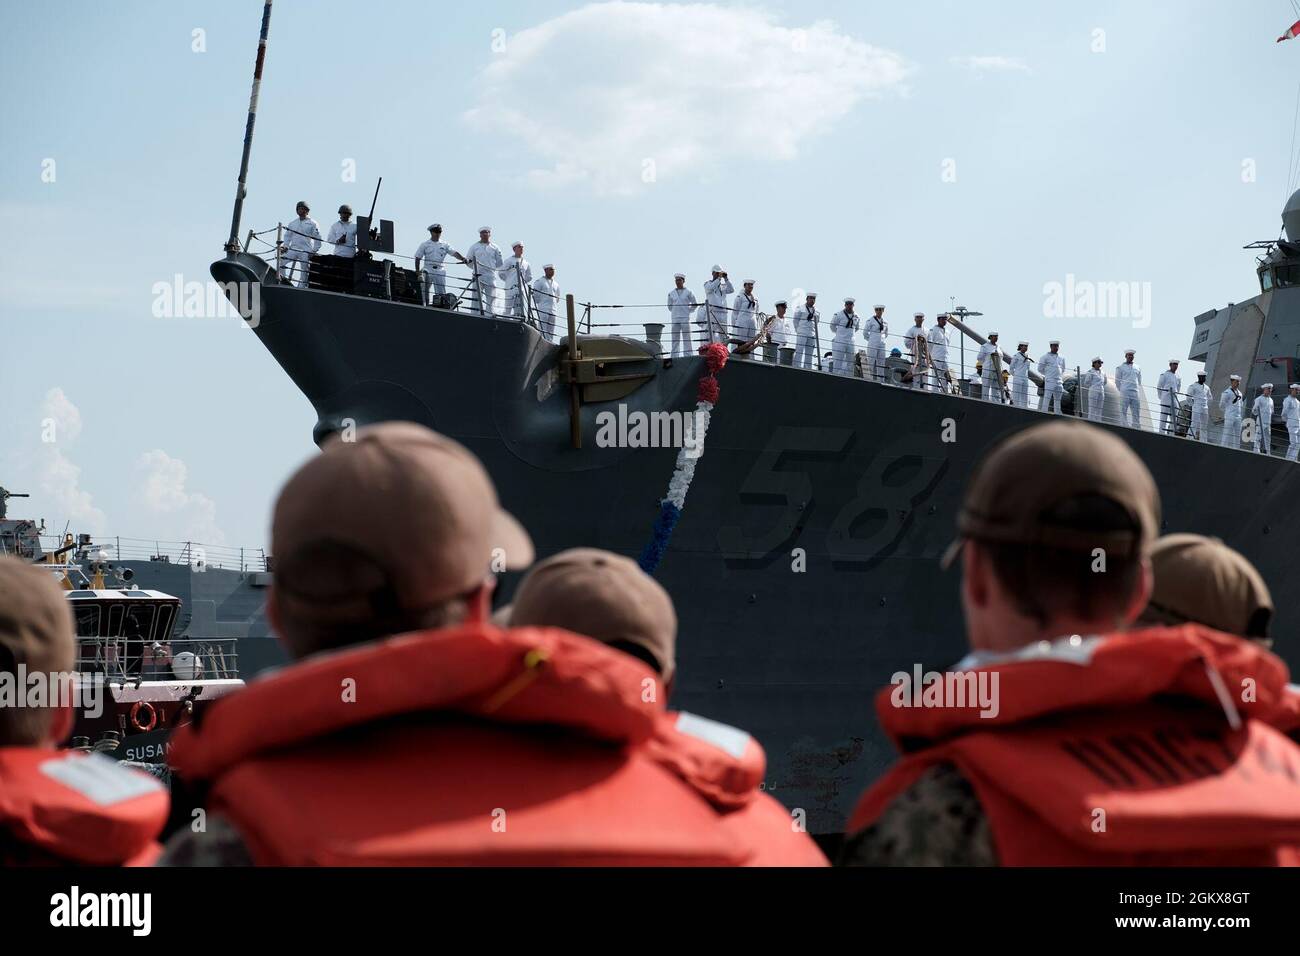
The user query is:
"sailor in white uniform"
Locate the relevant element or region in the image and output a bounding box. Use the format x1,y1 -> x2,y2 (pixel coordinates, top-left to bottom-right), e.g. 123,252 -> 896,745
863,305 -> 888,381
767,300 -> 791,361
666,273 -> 698,357
731,280 -> 759,344
1156,360 -> 1182,436
1038,341 -> 1066,414
1252,383 -> 1275,455
1219,374 -> 1244,448
831,298 -> 859,376
413,224 -> 466,305
793,293 -> 819,369
1081,357 -> 1107,422
465,226 -> 505,315
280,200 -> 321,288
1115,349 -> 1143,428
325,204 -> 357,258
1186,371 -> 1212,441
702,266 -> 734,345
903,313 -> 927,389
1009,341 -> 1032,408
502,241 -> 533,318
977,333 -> 1004,403
927,313 -> 951,392
1284,383 -> 1300,461
531,264 -> 561,341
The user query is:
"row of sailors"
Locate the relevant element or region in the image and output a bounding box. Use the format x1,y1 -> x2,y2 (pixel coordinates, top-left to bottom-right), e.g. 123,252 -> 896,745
666,273 -> 909,377
277,206 -> 564,337
416,225 -> 563,337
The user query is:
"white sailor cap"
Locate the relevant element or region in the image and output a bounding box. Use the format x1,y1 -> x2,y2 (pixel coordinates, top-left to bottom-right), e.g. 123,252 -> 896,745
479,225 -> 492,232
1124,348 -> 1136,355
1049,339 -> 1060,345
913,312 -> 925,319
1018,341 -> 1029,347
1262,382 -> 1274,389
774,299 -> 787,306
512,240 -> 524,248
806,291 -> 818,297
712,264 -> 723,272
873,303 -> 885,310
1169,358 -> 1180,364
543,262 -> 555,269
1230,373 -> 1242,380
1291,383 -> 1300,389
744,278 -> 755,284
428,223 -> 442,231
1092,356 -> 1103,363
674,272 -> 686,279
844,297 -> 856,304
988,331 -> 999,337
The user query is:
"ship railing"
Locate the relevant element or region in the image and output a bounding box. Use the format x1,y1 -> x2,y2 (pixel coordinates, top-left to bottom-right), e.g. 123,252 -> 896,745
75,636 -> 240,682
244,227 -> 555,337
42,536 -> 268,573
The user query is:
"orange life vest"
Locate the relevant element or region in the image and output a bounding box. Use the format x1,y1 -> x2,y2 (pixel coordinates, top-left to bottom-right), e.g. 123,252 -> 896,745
1271,684 -> 1300,742
846,625 -> 1300,866
168,623 -> 824,866
0,747 -> 167,866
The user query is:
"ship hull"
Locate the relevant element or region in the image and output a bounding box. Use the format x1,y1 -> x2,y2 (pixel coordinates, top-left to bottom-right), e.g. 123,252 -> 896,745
221,260 -> 1300,832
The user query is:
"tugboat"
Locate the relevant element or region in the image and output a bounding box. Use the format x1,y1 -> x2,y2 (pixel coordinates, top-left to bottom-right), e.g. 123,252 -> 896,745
14,515 -> 245,763
0,486 -> 286,678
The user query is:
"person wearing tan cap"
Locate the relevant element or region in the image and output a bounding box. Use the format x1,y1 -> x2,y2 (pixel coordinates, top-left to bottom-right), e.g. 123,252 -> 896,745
164,424 -> 780,866
0,556 -> 169,866
1136,533 -> 1300,741
1136,534 -> 1273,642
505,548 -> 827,866
840,420 -> 1300,866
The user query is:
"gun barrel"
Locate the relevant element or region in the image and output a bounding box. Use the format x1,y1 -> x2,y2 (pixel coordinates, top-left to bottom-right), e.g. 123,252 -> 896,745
944,314 -> 1045,388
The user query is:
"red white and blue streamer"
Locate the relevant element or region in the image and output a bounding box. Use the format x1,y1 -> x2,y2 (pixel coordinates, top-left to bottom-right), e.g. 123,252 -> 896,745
638,343 -> 727,572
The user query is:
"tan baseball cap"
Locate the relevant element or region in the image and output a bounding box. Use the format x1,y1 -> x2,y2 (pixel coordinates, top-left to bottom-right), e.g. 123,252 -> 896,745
1145,534 -> 1273,639
505,548 -> 676,683
0,555 -> 74,675
272,422 -> 533,618
943,420 -> 1160,567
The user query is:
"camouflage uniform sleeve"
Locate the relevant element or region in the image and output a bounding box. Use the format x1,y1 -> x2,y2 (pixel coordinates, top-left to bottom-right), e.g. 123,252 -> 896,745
155,814 -> 256,867
837,762 -> 998,867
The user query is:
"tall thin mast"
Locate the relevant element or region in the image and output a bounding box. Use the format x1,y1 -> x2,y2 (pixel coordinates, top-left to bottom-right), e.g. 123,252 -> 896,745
225,0 -> 274,253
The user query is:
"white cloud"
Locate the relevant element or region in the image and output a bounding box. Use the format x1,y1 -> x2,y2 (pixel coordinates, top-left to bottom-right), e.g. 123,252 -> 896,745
133,450 -> 225,545
35,388 -> 106,534
465,2 -> 913,195
949,55 -> 1031,75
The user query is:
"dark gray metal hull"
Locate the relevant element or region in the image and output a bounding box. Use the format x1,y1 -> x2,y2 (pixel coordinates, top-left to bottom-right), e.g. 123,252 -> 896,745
219,257 -> 1300,832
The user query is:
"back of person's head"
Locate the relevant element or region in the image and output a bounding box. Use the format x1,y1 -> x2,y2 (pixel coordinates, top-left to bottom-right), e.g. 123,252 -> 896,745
0,556 -> 75,746
946,421 -> 1160,647
1137,533 -> 1274,643
269,422 -> 533,659
505,547 -> 677,686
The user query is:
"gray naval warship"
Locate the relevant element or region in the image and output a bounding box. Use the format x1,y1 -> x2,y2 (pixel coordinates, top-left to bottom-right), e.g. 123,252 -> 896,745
209,188 -> 1300,833
207,4 -> 1300,833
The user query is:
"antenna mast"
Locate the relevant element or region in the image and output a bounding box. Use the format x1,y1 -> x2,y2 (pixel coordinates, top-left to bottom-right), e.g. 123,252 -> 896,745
225,0 -> 274,254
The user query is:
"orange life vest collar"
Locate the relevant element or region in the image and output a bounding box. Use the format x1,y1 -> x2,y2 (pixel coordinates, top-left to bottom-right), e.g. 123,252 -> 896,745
0,748 -> 167,866
876,624 -> 1292,750
170,623 -> 663,781
849,625 -> 1300,864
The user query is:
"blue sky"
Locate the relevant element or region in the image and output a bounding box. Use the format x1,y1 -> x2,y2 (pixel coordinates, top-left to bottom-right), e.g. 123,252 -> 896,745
2,0 -> 1299,549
